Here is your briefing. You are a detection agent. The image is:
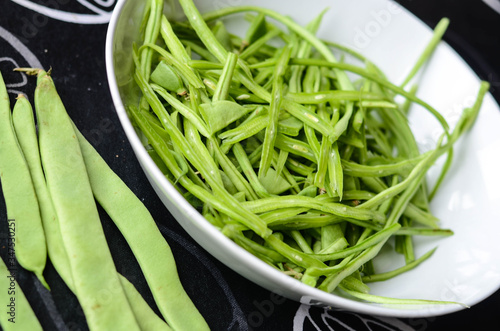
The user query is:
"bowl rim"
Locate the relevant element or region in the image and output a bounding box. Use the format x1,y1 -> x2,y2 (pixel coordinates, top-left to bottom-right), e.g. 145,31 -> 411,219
105,0 -> 491,318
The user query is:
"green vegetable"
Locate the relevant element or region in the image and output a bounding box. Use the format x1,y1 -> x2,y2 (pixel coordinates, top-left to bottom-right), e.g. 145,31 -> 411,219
0,73 -> 48,289
32,69 -> 141,331
0,257 -> 43,331
128,0 -> 490,306
74,125 -> 209,331
11,70 -> 183,331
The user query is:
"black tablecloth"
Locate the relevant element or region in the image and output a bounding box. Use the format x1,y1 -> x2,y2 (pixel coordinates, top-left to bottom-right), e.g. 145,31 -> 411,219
1,1 -> 499,330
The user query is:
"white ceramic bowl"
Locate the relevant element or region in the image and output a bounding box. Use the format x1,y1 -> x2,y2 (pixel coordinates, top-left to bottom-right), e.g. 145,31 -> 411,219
106,0 -> 500,318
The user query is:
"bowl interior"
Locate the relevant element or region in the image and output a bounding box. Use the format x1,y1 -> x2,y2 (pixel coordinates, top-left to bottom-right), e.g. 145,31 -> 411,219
106,0 -> 500,318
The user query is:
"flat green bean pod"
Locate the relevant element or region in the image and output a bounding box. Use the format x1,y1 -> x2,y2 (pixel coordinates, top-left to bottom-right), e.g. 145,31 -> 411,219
33,69 -> 140,331
0,73 -> 48,289
74,126 -> 209,331
14,106 -> 171,330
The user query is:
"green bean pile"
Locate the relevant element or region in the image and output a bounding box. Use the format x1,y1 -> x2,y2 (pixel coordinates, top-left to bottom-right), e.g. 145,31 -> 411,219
0,68 -> 209,329
130,0 -> 489,304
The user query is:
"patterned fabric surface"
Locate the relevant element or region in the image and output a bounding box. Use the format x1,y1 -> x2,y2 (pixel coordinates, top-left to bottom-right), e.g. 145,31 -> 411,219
0,0 -> 499,330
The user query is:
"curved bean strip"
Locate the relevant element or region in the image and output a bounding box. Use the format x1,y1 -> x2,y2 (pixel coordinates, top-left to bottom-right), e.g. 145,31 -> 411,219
160,15 -> 191,64
310,223 -> 400,263
338,284 -> 466,307
140,0 -> 163,80
357,141 -> 443,210
242,196 -> 385,222
428,81 -> 490,200
286,91 -> 389,104
259,45 -> 291,178
400,18 -> 450,88
362,247 -> 437,283
233,142 -> 272,198
141,43 -> 204,89
151,83 -> 210,137
0,78 -> 48,289
341,152 -> 428,177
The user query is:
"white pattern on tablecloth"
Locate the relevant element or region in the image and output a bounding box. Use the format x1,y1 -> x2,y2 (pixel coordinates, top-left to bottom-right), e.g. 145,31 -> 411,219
10,0 -> 116,24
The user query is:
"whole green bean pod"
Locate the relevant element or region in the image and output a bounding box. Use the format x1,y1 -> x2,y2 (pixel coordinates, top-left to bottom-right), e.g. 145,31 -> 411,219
12,93 -> 72,285
33,69 -> 140,331
11,91 -> 170,330
74,126 -> 210,331
0,73 -> 48,289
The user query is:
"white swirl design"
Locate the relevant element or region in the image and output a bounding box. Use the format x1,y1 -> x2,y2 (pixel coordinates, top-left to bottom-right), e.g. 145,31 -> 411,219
293,304 -> 415,331
10,0 -> 116,24
0,25 -> 43,95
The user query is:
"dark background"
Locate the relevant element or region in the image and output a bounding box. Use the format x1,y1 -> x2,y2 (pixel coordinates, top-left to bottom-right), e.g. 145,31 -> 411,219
0,0 -> 499,330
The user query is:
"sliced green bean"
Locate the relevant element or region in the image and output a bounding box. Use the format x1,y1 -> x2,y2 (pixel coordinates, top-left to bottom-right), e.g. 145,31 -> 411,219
400,18 -> 450,88
242,195 -> 385,222
259,45 -> 291,178
338,284 -> 466,307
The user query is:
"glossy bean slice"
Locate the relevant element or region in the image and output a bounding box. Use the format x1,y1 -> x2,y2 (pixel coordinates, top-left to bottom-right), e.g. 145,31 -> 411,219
310,223 -> 400,263
140,0 -> 163,80
400,18 -> 450,88
362,249 -> 438,284
142,43 -> 204,89
151,84 -> 210,137
259,45 -> 291,178
209,137 -> 259,201
341,152 -> 428,177
0,78 -> 48,289
0,257 -> 43,331
233,142 -> 272,198
338,284 -> 465,307
239,28 -> 281,60
243,196 -> 385,222
33,70 -> 140,331
74,126 -> 209,331
286,91 -> 389,105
